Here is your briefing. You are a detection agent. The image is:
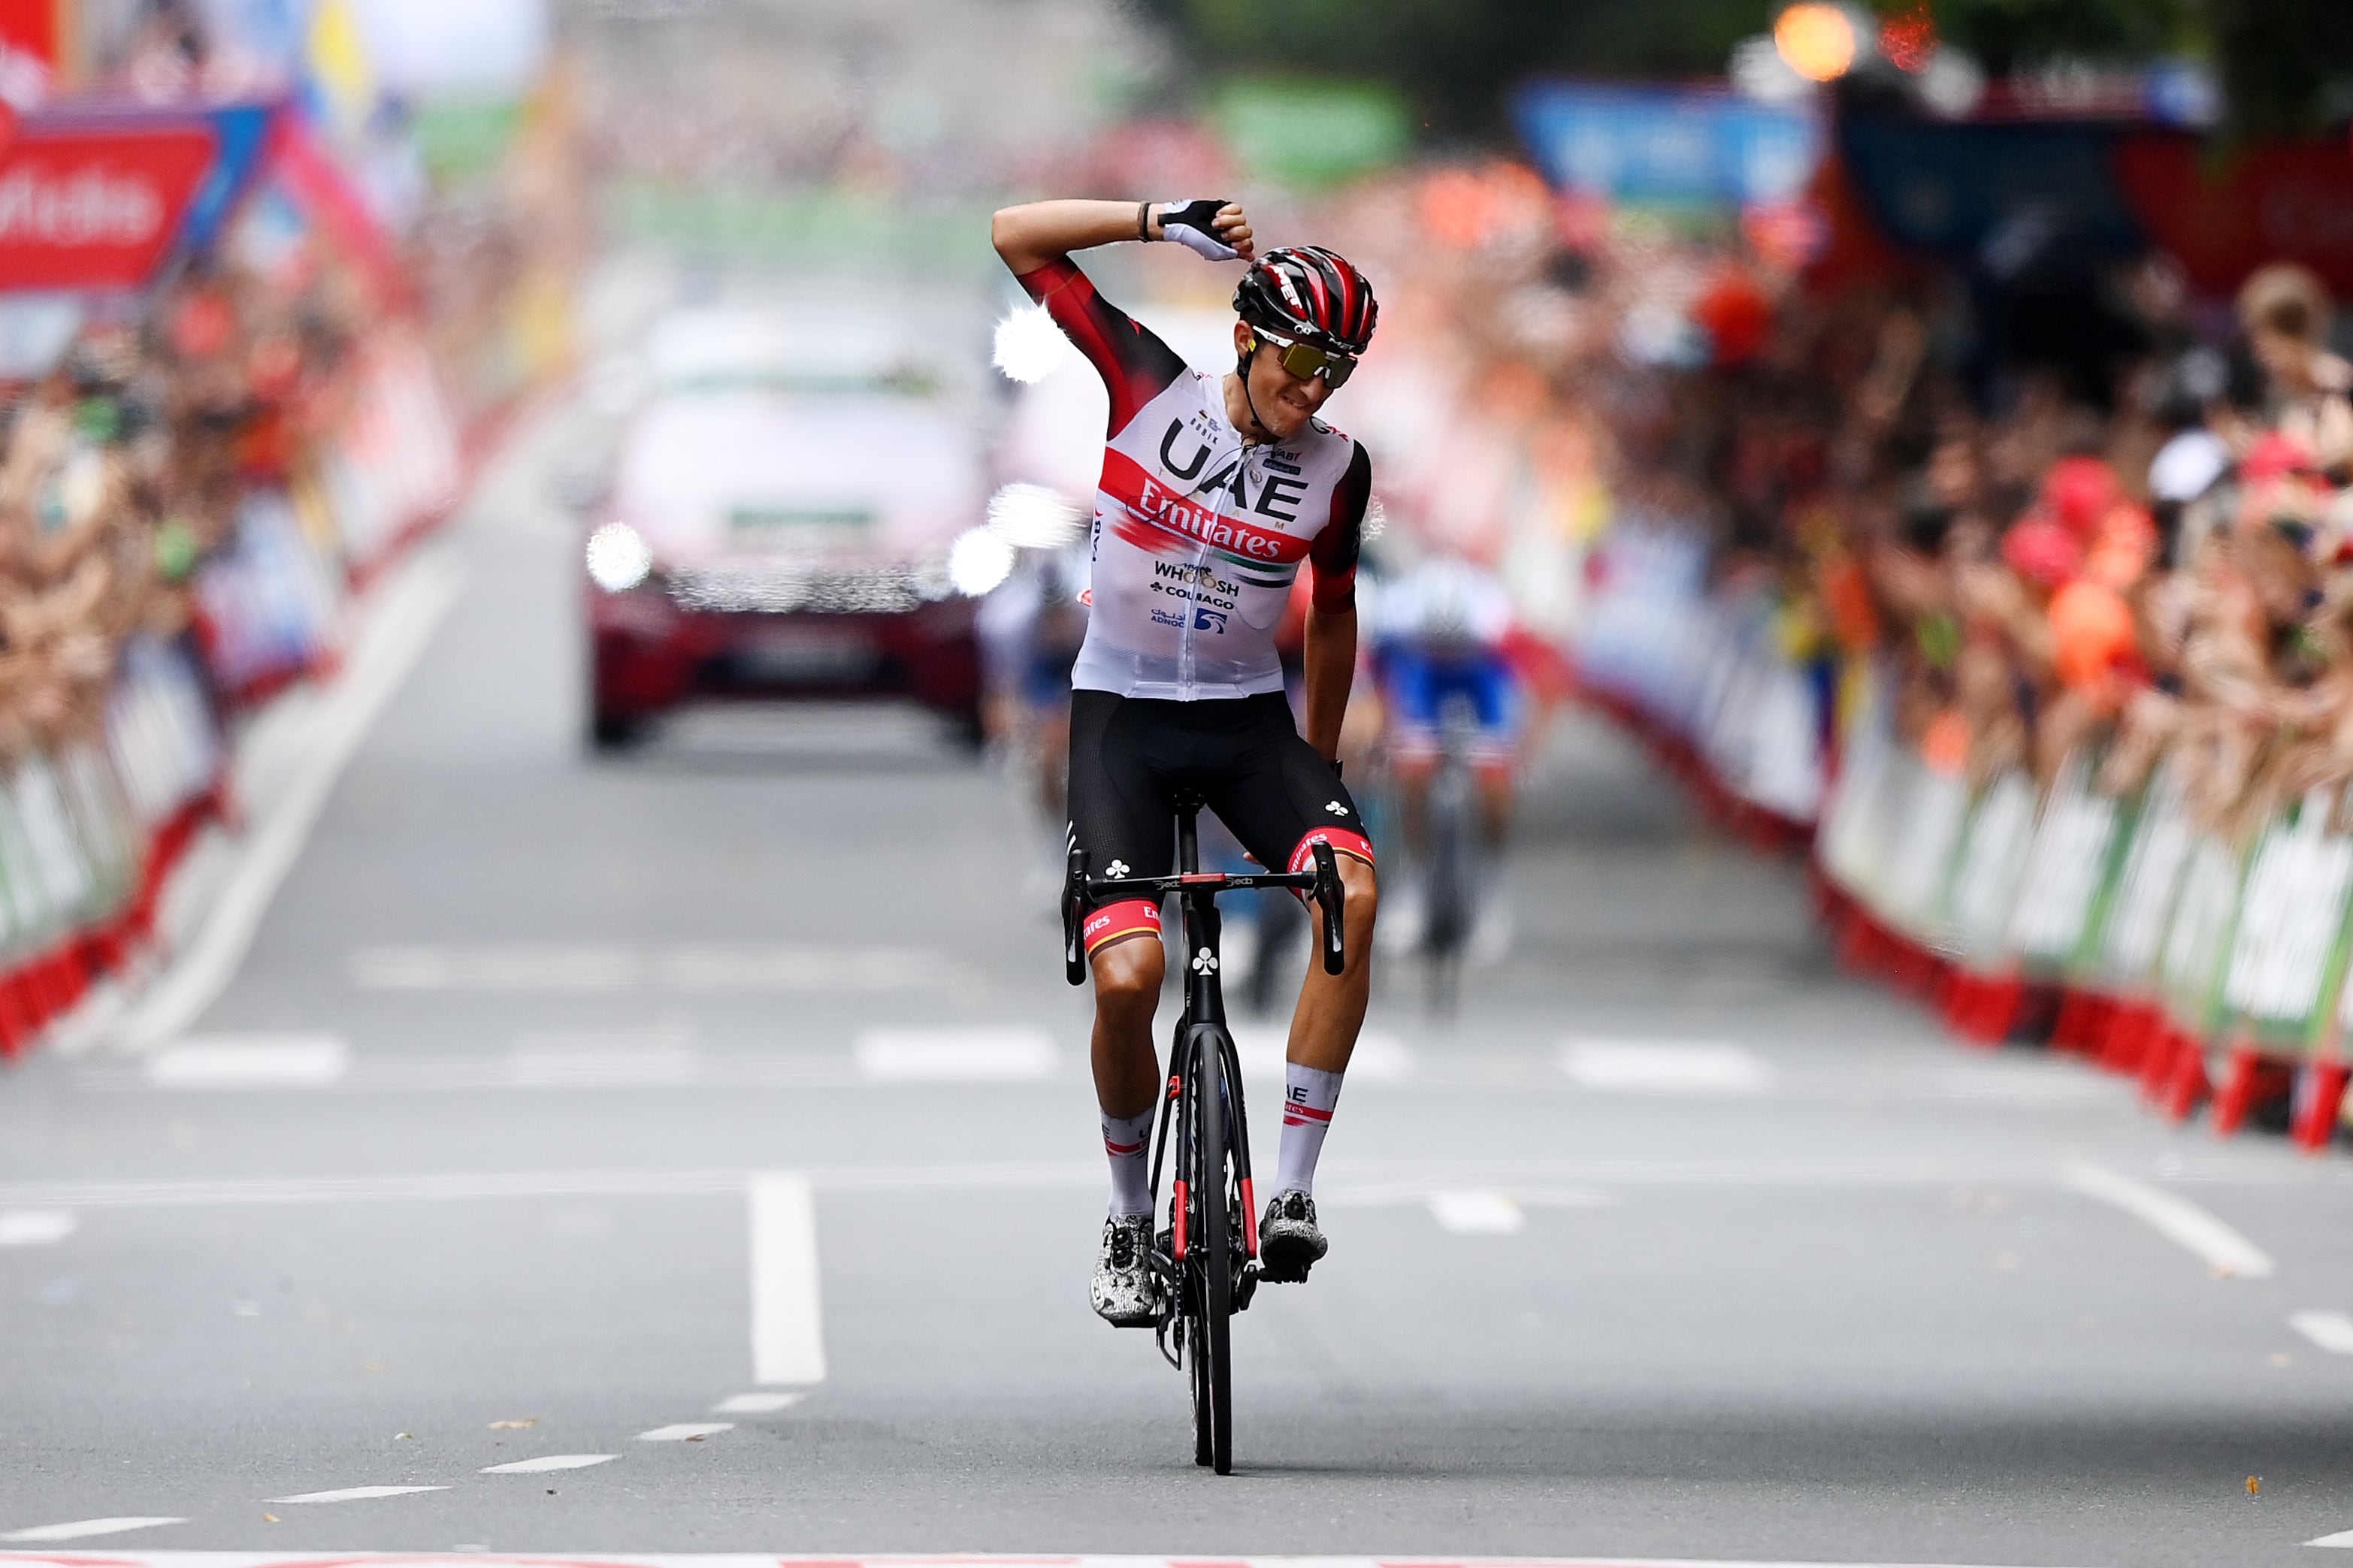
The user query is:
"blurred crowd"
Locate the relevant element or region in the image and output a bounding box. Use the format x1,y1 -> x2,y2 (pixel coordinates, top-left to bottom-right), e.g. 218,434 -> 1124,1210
1320,161 -> 2353,845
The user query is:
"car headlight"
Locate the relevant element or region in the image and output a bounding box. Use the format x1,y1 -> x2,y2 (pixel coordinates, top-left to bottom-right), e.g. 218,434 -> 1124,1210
948,527 -> 1016,597
586,521 -> 654,593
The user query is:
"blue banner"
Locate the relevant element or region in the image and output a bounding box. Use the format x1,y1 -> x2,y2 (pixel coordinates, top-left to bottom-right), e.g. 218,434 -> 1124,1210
1513,83 -> 1821,207
1834,114 -> 2147,265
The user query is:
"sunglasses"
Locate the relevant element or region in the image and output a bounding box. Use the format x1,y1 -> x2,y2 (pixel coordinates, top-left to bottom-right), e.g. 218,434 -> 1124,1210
1251,327 -> 1358,388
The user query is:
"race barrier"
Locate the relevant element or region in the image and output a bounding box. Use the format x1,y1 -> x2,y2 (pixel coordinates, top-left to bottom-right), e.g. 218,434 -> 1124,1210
0,329 -> 475,1062
1575,520 -> 2353,1151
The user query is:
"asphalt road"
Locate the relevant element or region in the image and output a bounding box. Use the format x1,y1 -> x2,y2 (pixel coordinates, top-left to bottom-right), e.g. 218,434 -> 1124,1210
6,395 -> 2353,1568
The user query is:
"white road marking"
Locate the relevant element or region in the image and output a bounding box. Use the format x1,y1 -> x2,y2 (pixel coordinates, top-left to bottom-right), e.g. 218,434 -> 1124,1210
1557,1038 -> 1774,1095
0,1551 -> 2097,1568
638,1422 -> 733,1440
0,1518 -> 186,1542
1427,1189 -> 1527,1234
147,1035 -> 349,1089
2314,1527 -> 2353,1547
713,1390 -> 805,1414
115,550 -> 467,1053
348,944 -> 967,994
1231,1025 -> 1414,1082
0,1154 -> 2213,1211
2063,1160 -> 2277,1278
0,1210 -> 76,1245
749,1171 -> 827,1385
854,1027 -> 1054,1082
268,1485 -> 449,1503
2291,1310 -> 2353,1354
478,1453 -> 615,1473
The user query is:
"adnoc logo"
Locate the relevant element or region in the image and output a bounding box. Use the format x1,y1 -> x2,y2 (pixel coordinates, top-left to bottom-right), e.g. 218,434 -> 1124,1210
0,165 -> 165,246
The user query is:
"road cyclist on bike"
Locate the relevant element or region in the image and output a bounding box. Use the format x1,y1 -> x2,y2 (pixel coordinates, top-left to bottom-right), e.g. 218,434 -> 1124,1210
989,196 -> 1381,1325
1372,547 -> 1523,965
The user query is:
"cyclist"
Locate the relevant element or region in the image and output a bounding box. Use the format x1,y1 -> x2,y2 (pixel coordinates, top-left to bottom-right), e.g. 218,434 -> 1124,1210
1373,548 -> 1522,962
990,197 -> 1381,1325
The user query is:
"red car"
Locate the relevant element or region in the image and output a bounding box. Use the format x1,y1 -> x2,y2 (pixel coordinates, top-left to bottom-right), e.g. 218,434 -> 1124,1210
582,309 -> 995,748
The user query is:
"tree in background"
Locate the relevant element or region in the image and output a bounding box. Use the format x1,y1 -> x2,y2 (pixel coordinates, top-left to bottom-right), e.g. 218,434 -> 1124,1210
1139,0 -> 2353,142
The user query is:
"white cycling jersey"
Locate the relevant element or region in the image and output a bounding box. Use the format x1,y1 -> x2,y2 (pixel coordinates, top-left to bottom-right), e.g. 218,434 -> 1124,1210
1018,257 -> 1371,700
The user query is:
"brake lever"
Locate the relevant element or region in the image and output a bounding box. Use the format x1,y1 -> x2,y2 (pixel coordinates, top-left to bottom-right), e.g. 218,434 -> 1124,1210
1063,844 -> 1089,986
1312,840 -> 1345,975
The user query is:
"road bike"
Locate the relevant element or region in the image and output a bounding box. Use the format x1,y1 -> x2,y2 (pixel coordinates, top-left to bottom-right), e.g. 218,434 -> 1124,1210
1063,793 -> 1346,1474
1416,695 -> 1482,1014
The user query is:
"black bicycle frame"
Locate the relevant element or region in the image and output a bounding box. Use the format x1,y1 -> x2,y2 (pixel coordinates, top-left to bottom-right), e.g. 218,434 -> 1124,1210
1060,799 -> 1347,1289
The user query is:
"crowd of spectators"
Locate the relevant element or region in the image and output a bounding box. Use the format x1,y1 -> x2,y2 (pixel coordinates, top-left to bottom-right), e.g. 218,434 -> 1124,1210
1336,159 -> 2353,846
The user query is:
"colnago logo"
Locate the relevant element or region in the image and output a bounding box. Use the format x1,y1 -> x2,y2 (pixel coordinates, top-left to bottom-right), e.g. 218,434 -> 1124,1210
0,165 -> 165,246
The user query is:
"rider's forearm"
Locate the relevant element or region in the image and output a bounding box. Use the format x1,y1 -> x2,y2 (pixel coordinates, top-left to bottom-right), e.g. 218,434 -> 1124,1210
991,200 -> 1160,274
1303,606 -> 1356,761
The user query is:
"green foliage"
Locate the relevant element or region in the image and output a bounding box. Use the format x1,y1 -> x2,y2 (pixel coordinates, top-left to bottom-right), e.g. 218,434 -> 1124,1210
1139,0 -> 2353,143
1915,0 -> 2200,78
1135,0 -> 1770,135
2206,0 -> 2353,138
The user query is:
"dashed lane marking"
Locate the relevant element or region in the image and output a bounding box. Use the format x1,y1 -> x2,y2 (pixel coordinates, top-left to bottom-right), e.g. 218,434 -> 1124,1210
0,1210 -> 75,1245
2291,1310 -> 2353,1354
713,1390 -> 805,1413
1426,1189 -> 1526,1234
2064,1160 -> 2277,1278
0,1551 -> 2103,1566
478,1454 -> 616,1474
749,1171 -> 827,1385
638,1423 -> 733,1441
0,1156 -> 2205,1213
266,1485 -> 448,1503
1557,1038 -> 1774,1095
0,1518 -> 186,1542
854,1027 -> 1056,1082
147,1035 -> 349,1089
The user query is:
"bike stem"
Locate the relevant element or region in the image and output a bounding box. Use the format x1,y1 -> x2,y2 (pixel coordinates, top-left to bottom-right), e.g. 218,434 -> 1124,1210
1175,802 -> 1226,1029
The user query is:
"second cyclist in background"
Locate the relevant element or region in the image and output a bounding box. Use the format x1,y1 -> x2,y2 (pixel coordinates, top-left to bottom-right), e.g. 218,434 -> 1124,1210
1374,549 -> 1521,966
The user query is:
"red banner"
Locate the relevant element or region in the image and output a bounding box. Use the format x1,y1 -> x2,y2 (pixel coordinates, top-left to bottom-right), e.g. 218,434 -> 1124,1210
0,122 -> 216,292
2114,133 -> 2353,298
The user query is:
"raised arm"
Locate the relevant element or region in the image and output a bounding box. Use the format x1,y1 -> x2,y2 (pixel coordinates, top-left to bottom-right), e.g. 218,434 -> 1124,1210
991,199 -> 1254,275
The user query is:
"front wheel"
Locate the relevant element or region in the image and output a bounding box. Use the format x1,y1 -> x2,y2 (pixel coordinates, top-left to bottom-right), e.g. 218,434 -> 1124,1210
1186,1032 -> 1234,1473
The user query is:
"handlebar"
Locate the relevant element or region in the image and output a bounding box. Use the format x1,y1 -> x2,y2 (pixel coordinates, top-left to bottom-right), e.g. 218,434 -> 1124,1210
1063,843 -> 1348,983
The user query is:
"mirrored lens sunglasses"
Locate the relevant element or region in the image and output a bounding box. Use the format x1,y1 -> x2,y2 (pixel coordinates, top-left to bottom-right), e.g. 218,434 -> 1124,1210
1253,328 -> 1358,388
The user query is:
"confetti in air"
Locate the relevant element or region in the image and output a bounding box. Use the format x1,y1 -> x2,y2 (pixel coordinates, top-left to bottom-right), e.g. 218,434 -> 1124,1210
994,304 -> 1072,383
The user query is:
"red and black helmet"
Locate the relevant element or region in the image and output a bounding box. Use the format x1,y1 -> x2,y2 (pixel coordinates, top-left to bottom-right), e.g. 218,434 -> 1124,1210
1233,246 -> 1379,355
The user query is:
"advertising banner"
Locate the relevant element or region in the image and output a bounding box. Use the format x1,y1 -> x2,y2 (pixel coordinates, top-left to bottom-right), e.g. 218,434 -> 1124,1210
1514,83 -> 1819,208
0,119 -> 216,291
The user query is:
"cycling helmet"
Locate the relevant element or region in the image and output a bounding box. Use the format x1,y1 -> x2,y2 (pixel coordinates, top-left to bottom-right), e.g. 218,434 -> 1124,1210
1233,246 -> 1379,355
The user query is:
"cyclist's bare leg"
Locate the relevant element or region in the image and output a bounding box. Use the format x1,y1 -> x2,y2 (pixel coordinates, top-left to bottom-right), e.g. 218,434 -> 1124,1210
1392,757 -> 1435,862
1090,934 -> 1164,1119
1474,762 -> 1514,851
1286,855 -> 1378,1073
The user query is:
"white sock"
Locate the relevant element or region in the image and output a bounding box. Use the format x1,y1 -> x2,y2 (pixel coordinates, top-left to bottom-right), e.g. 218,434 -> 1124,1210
1275,1062 -> 1344,1196
1102,1107 -> 1156,1218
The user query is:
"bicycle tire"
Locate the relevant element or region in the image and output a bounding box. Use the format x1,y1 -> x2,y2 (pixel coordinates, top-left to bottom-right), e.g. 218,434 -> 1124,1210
1189,1030 -> 1235,1473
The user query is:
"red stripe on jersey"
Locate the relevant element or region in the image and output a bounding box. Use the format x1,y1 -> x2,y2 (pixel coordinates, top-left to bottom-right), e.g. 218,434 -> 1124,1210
1099,449 -> 1314,564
